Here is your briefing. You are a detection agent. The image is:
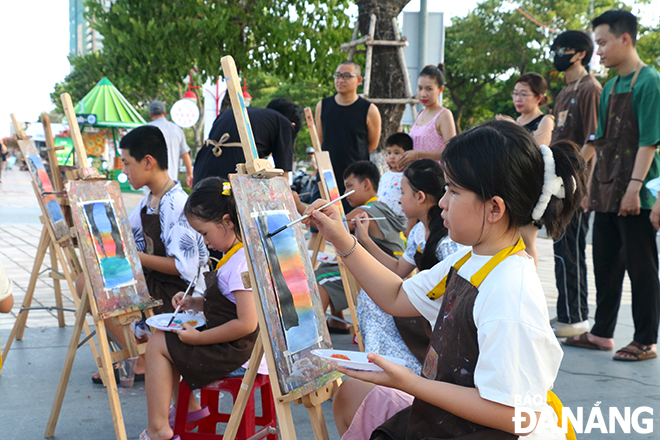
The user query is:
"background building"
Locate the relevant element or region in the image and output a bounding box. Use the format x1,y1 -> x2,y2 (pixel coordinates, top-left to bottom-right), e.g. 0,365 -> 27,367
69,0 -> 112,55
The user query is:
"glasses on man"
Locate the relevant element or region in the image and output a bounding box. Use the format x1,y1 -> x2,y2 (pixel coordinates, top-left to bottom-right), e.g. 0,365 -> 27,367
511,91 -> 534,99
333,72 -> 358,80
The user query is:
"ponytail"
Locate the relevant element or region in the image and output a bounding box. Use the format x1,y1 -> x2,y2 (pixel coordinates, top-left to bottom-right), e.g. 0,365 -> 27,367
418,204 -> 447,271
540,140 -> 587,238
403,159 -> 448,270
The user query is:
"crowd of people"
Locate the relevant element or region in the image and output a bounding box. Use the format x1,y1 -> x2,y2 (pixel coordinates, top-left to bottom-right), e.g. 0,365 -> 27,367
1,7 -> 657,440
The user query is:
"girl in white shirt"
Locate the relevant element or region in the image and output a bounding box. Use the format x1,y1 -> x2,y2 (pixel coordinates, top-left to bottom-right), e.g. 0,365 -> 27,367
304,120 -> 584,439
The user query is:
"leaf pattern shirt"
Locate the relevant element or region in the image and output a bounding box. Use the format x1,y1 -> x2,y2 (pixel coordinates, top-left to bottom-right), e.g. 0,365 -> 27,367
129,180 -> 208,296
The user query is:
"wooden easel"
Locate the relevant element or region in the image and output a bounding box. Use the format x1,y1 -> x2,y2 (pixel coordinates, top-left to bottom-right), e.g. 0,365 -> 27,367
304,107 -> 364,351
341,14 -> 419,121
44,93 -> 161,440
218,55 -> 342,440
1,113 -> 103,380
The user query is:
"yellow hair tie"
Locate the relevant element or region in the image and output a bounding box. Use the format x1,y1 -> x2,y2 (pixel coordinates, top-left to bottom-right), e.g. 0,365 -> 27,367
222,182 -> 231,196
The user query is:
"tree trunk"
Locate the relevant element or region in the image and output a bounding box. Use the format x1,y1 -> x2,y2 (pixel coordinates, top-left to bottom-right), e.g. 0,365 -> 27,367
356,0 -> 411,150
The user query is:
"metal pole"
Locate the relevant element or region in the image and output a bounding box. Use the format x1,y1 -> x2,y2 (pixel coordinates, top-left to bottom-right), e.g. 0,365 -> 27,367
418,0 -> 429,70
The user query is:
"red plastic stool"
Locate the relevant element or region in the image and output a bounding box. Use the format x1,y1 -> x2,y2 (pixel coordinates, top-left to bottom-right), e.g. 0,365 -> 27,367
173,374 -> 278,440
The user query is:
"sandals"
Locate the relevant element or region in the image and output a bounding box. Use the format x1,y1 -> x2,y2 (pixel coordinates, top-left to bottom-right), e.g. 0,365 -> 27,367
139,430 -> 180,440
326,319 -> 350,335
613,341 -> 658,362
561,332 -> 612,351
168,405 -> 210,428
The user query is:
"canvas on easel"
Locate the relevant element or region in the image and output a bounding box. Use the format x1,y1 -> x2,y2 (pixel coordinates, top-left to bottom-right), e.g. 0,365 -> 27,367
304,107 -> 364,351
210,55 -> 342,440
44,94 -> 160,440
1,112 -> 100,372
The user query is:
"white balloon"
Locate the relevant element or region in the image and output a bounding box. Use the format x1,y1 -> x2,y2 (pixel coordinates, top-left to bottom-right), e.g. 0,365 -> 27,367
171,99 -> 200,128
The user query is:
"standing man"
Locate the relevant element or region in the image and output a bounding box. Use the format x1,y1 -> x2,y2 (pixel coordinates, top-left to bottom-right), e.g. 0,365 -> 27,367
148,100 -> 193,187
564,10 -> 660,362
549,31 -> 602,337
315,60 -> 382,213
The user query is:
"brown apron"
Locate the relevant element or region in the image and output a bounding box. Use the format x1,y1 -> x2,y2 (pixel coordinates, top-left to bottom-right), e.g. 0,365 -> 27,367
393,248 -> 433,366
373,266 -> 518,440
165,270 -> 259,389
590,65 -> 643,213
551,74 -> 589,146
141,204 -> 188,313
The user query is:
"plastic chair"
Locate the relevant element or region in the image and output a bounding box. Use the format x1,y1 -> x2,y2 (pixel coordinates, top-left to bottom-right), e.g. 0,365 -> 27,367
173,374 -> 278,440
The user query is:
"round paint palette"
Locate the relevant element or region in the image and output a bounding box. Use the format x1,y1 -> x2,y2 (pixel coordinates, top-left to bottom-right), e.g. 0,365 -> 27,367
146,313 -> 206,331
311,349 -> 407,372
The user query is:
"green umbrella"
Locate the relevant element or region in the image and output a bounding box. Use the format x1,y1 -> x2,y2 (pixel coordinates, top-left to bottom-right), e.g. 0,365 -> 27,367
74,77 -> 146,128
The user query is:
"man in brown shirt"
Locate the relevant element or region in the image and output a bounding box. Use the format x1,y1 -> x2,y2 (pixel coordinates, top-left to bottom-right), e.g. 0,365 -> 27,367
549,31 -> 602,337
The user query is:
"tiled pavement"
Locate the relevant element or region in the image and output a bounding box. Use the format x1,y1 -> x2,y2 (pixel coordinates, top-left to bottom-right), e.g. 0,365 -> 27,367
0,167 -> 145,332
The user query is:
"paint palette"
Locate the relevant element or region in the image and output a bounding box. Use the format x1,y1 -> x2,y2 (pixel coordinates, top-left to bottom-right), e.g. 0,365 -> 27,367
311,349 -> 407,372
146,313 -> 206,331
308,250 -> 337,264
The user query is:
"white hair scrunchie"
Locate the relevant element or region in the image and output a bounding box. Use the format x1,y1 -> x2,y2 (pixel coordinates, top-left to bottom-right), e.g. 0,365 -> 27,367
531,144 -> 566,221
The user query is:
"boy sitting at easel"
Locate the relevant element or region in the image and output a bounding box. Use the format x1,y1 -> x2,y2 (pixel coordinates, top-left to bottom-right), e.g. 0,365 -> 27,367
80,126 -> 208,382
316,161 -> 405,333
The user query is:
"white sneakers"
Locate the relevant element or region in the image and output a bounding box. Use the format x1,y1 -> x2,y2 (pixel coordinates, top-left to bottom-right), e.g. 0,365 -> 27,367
552,319 -> 590,338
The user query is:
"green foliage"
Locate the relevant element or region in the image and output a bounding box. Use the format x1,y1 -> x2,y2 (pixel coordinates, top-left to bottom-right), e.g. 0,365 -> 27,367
245,71 -> 335,160
81,0 -> 352,99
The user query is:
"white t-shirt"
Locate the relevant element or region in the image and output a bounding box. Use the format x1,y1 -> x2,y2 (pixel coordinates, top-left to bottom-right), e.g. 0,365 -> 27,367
218,247 -> 269,375
402,247 -> 563,417
149,117 -> 190,182
377,170 -> 404,218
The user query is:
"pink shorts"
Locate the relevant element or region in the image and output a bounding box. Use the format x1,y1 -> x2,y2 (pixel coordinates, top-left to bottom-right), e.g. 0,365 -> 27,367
341,386 -> 414,440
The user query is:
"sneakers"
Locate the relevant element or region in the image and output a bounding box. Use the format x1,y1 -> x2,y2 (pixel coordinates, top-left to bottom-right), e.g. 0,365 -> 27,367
552,319 -> 590,338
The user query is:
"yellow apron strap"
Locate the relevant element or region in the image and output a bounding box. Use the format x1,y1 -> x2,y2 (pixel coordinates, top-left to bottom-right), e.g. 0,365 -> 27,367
427,251 -> 471,300
427,237 -> 526,300
470,237 -> 525,288
547,391 -> 576,440
215,242 -> 244,271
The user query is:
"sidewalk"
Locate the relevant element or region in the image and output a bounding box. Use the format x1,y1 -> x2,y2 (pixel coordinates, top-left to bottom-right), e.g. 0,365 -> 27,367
0,167 -> 658,439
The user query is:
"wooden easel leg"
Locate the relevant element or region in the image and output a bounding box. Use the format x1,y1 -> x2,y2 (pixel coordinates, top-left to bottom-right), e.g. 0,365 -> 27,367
306,404 -> 330,440
96,314 -> 128,440
299,378 -> 341,440
223,336 -> 264,440
50,243 -> 66,327
45,287 -> 90,438
15,227 -> 49,343
53,235 -> 106,386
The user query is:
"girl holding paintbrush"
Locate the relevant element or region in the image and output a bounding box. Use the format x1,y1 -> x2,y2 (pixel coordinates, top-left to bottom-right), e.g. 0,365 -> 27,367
141,177 -> 259,440
306,121 -> 582,438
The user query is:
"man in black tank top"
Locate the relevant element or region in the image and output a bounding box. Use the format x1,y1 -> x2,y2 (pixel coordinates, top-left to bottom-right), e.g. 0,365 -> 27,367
314,60 -> 382,211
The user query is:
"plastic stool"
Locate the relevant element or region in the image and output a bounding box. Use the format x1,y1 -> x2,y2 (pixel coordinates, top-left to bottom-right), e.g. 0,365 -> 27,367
173,374 -> 278,440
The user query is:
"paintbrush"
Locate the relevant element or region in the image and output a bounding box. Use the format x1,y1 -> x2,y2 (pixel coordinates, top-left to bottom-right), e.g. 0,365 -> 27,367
167,273 -> 199,328
267,190 -> 355,238
351,217 -> 387,222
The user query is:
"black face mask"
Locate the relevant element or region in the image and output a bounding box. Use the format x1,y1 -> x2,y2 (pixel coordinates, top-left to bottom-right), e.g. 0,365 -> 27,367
553,53 -> 575,72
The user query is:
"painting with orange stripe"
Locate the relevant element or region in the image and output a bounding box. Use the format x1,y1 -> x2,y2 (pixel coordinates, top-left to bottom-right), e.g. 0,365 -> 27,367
323,170 -> 340,201
82,201 -> 135,291
258,212 -> 320,355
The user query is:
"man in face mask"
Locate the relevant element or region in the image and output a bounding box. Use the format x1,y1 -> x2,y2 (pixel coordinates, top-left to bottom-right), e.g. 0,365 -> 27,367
549,30 -> 602,338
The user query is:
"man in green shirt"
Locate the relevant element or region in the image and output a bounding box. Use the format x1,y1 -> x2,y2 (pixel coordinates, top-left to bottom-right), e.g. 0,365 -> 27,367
565,10 -> 660,361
